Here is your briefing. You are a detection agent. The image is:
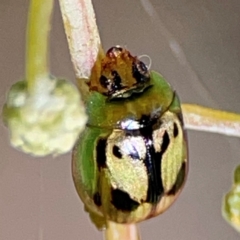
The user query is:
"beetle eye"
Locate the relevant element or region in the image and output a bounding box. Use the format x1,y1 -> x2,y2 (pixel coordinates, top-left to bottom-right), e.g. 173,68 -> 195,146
132,61 -> 150,84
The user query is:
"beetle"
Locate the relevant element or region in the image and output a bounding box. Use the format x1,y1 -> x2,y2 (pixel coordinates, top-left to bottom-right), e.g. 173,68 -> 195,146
72,46 -> 188,227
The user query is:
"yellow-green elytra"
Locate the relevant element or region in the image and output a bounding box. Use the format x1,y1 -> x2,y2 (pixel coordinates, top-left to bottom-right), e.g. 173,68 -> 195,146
72,46 -> 188,226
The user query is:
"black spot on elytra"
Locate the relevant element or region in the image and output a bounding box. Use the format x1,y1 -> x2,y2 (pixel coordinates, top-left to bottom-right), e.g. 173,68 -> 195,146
139,114 -> 158,130
111,188 -> 140,212
93,192 -> 102,207
161,131 -> 170,154
167,161 -> 186,195
96,138 -> 107,169
146,149 -> 164,203
139,115 -> 164,204
112,145 -> 122,159
177,111 -> 184,127
139,114 -> 150,127
173,122 -> 179,138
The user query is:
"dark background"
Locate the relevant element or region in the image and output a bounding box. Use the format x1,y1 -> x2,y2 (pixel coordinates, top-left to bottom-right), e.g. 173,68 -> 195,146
1,0 -> 240,239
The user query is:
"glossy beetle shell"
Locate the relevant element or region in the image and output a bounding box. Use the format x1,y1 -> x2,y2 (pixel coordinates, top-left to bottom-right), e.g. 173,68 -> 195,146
72,47 -> 188,225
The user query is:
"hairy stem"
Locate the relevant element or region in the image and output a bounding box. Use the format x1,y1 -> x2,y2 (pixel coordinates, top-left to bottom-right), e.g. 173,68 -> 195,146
26,0 -> 54,92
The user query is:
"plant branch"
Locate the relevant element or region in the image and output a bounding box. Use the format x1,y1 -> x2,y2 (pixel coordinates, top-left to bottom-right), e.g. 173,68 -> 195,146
26,0 -> 54,92
104,222 -> 141,240
182,104 -> 240,137
58,0 -> 104,80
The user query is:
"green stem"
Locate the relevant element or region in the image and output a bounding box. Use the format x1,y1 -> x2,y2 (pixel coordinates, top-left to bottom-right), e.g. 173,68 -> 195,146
26,0 -> 54,92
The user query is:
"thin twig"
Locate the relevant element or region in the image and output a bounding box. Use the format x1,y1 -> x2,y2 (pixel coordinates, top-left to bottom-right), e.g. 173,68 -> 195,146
26,0 -> 54,92
182,104 -> 240,138
104,222 -> 141,240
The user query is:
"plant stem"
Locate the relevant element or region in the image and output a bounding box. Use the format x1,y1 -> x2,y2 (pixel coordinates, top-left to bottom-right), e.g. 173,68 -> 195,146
26,0 -> 54,92
105,222 -> 141,240
59,0 -> 104,80
182,104 -> 240,137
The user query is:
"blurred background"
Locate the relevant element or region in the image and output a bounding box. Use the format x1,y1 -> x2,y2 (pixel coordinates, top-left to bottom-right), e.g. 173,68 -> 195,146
1,0 -> 240,239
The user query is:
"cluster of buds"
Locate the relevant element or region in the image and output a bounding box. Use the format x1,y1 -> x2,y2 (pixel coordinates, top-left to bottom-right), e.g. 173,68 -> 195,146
222,165 -> 240,232
2,76 -> 87,156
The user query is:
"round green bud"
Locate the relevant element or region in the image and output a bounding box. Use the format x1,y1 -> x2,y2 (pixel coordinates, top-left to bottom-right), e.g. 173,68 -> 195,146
2,77 -> 87,156
222,165 -> 240,232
